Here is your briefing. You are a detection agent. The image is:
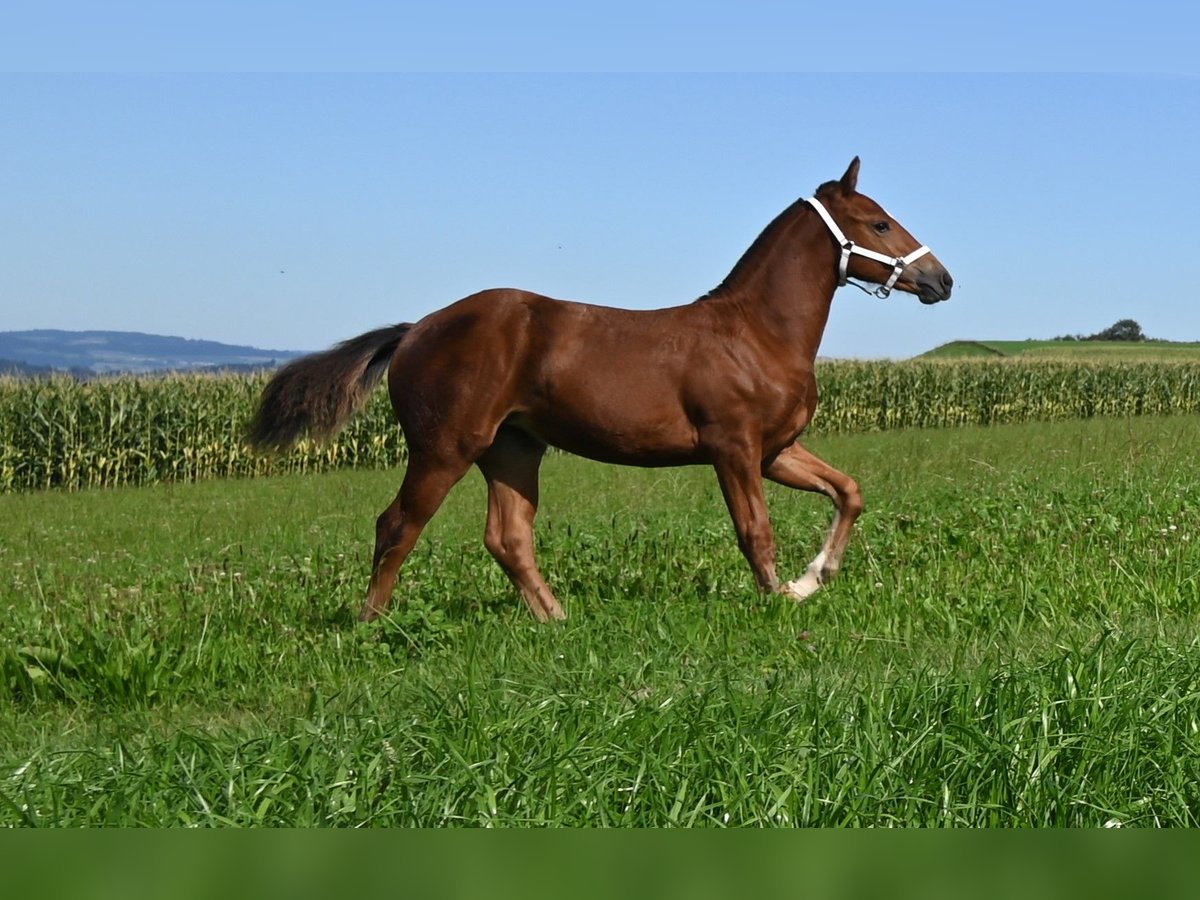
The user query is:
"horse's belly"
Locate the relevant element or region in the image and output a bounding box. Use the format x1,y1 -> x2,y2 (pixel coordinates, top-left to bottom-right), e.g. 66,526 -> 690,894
505,411 -> 704,468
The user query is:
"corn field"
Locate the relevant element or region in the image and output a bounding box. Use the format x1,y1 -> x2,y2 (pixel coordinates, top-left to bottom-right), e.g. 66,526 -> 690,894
0,373 -> 403,492
2,359 -> 1198,492
813,359 -> 1200,431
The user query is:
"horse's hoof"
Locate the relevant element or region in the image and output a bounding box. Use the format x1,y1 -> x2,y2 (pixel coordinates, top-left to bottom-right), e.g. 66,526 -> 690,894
780,574 -> 820,603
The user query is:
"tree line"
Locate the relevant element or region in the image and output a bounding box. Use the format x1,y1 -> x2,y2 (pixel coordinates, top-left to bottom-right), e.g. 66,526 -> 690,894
1053,319 -> 1149,342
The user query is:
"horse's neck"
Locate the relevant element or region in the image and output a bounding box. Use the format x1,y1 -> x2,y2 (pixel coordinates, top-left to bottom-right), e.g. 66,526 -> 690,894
711,205 -> 840,363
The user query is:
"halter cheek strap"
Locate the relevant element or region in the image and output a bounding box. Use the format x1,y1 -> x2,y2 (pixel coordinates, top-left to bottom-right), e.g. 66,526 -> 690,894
805,197 -> 930,298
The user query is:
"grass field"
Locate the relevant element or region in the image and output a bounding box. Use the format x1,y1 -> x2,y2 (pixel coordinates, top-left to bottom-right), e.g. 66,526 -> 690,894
921,339 -> 1200,362
3,413 -> 1199,826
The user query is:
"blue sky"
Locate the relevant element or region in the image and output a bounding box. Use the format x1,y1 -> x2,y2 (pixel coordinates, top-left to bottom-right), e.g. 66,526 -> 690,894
3,6 -> 1199,358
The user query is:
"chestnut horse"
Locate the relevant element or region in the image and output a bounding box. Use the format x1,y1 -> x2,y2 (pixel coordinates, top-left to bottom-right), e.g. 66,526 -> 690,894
249,158 -> 953,622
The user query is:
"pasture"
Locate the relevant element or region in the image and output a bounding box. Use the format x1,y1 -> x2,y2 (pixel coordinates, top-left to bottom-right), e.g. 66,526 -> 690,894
3,409 -> 1199,825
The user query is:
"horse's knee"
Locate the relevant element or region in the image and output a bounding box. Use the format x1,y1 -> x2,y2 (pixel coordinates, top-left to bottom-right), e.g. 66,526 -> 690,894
837,477 -> 864,520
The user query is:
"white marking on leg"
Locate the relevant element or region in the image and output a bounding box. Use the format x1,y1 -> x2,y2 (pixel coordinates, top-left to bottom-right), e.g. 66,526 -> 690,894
781,550 -> 827,602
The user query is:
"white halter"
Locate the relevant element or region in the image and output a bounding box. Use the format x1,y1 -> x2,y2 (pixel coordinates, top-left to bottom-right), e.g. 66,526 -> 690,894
805,196 -> 931,298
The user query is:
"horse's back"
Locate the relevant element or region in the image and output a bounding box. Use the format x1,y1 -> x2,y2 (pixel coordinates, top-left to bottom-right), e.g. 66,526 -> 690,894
387,288 -> 722,464
397,287 -> 707,381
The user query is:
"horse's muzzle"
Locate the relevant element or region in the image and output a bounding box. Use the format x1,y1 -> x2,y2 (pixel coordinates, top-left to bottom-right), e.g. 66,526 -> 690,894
916,267 -> 954,304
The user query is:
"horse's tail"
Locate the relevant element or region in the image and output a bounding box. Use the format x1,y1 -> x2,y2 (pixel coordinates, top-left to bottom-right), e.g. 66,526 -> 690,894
247,323 -> 412,453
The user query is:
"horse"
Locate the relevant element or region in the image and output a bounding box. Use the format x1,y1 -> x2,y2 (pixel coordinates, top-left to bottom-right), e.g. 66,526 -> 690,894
248,157 -> 953,622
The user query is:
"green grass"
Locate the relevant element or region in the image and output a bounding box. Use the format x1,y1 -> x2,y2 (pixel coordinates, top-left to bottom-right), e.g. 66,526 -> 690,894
2,415 -> 1199,825
921,339 -> 1200,361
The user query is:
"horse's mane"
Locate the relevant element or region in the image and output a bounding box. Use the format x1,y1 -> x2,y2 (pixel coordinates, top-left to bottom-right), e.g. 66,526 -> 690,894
695,190 -> 826,302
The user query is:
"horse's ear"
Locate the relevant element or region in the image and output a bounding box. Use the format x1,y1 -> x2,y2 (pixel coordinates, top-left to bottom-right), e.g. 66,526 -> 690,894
840,157 -> 861,193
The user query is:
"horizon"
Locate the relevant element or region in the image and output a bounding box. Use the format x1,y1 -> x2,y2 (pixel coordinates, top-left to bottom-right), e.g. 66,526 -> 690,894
3,318 -> 1186,376
0,326 -> 308,354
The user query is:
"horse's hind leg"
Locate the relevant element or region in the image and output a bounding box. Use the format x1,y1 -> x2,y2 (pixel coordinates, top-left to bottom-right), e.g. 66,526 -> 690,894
359,452 -> 471,622
476,426 -> 565,622
764,441 -> 863,601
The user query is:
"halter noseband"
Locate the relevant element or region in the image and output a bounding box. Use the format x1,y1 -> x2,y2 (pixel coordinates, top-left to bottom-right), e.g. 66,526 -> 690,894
805,196 -> 931,298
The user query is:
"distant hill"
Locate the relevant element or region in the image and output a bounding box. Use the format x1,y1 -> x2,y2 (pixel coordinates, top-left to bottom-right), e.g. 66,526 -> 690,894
0,330 -> 307,376
919,340 -> 1200,362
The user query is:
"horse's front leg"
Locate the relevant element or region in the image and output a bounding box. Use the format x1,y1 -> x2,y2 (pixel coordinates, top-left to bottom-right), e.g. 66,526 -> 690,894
763,441 -> 863,601
712,451 -> 781,594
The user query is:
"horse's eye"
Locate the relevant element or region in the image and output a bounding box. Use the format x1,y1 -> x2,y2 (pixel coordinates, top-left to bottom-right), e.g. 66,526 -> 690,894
872,221 -> 890,234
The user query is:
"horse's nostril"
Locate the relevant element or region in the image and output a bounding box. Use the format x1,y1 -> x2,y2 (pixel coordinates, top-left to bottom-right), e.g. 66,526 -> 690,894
942,271 -> 954,290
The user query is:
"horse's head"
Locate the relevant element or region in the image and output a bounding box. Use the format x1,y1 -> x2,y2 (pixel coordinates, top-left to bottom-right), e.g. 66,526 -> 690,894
809,157 -> 953,304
